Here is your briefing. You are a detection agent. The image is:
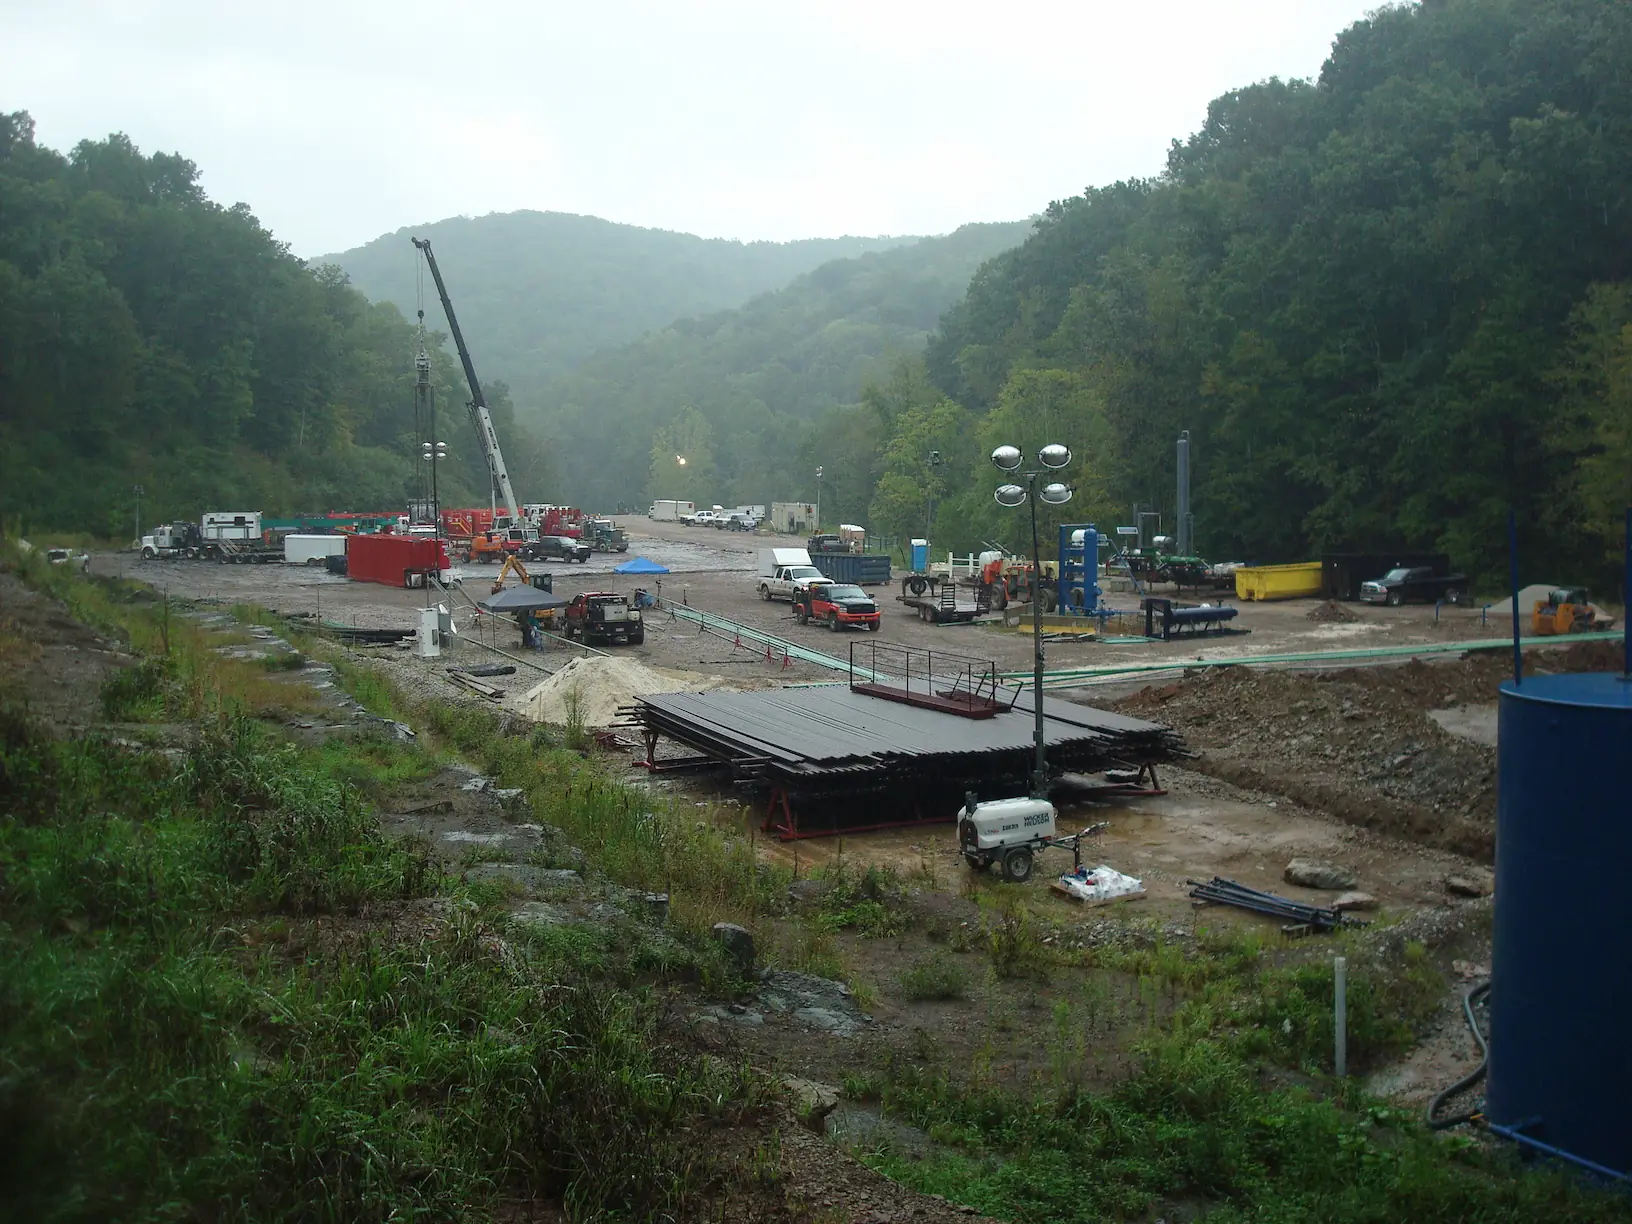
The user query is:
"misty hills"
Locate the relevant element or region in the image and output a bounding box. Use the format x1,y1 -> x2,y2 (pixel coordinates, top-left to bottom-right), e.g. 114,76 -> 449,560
319,211 -> 919,398
532,219 -> 1033,509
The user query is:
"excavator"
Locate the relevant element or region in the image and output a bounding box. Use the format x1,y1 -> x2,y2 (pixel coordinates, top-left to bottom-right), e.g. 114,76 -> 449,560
1531,588 -> 1606,636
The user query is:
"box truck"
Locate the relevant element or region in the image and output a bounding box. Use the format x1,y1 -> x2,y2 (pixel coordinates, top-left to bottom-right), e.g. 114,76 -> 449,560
649,499 -> 695,521
283,534 -> 350,566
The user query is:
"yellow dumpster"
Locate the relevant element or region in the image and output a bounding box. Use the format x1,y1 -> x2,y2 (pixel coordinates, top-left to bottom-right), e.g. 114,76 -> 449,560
1234,562 -> 1322,601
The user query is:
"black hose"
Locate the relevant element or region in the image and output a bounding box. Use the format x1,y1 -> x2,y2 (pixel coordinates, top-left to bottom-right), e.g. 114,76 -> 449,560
1426,980 -> 1491,1130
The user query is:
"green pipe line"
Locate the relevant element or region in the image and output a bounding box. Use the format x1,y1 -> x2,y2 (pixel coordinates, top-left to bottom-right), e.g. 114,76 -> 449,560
1004,631 -> 1623,688
666,603 -> 889,679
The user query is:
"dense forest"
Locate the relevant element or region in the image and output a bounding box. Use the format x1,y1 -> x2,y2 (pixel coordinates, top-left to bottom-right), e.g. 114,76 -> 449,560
326,213 -> 918,403
0,112 -> 547,537
530,221 -> 1030,512
897,0 -> 1632,583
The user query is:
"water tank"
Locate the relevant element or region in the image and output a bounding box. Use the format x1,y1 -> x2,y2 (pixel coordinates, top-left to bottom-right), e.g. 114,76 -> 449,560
1487,672 -> 1632,1176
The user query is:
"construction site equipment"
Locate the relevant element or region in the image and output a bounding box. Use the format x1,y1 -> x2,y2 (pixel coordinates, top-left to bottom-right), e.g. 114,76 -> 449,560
1187,877 -> 1366,932
1486,672 -> 1632,1181
1141,597 -> 1242,640
627,641 -> 1184,839
957,796 -> 1057,881
1322,552 -> 1450,601
793,583 -> 881,632
412,237 -> 522,525
1234,561 -> 1323,601
346,533 -> 453,588
564,593 -> 644,646
585,518 -> 628,552
848,641 -> 1020,719
1530,587 -> 1599,635
809,550 -> 891,586
283,534 -> 349,565
896,573 -> 984,623
1054,524 -> 1102,615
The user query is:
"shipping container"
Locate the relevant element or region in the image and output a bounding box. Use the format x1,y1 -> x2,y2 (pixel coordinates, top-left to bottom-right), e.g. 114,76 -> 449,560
770,501 -> 817,533
346,533 -> 453,587
809,552 -> 892,586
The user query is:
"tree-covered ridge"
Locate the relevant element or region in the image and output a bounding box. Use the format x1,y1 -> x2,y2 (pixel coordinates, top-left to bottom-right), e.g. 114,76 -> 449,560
531,220 -> 1031,512
914,0 -> 1632,584
0,112 -> 545,536
324,211 -> 922,404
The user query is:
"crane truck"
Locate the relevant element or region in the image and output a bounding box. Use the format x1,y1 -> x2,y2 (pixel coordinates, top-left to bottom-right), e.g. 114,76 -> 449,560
411,238 -> 532,538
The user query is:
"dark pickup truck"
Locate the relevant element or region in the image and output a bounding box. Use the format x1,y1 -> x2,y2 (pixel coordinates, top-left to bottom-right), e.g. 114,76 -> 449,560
523,534 -> 591,564
1359,567 -> 1469,606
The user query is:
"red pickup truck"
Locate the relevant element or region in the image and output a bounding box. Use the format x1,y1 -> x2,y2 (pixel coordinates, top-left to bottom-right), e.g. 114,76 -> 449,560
793,582 -> 881,632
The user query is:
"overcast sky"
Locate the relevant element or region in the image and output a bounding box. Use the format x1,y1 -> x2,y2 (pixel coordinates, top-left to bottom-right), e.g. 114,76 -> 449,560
4,0 -> 1388,258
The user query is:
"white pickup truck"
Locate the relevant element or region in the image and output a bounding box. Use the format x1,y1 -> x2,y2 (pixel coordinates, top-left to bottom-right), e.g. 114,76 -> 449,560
757,547 -> 831,602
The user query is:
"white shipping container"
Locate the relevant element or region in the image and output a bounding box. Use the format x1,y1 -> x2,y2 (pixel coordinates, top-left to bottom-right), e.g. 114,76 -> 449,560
770,502 -> 816,533
283,534 -> 350,565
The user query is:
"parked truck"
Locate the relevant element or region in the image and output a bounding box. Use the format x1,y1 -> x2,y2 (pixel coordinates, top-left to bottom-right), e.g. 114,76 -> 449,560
757,547 -> 832,602
1359,566 -> 1469,606
141,513 -> 279,562
563,593 -> 644,645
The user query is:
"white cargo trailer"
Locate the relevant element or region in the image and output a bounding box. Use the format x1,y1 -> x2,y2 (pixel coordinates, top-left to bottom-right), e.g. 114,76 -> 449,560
283,534 -> 350,565
648,499 -> 694,521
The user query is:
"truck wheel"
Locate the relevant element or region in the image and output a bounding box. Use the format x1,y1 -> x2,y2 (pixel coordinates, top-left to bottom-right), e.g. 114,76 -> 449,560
1001,846 -> 1034,883
795,606 -> 808,625
141,547 -> 155,559
1386,591 -> 1402,607
827,612 -> 839,631
1445,587 -> 1465,605
869,619 -> 881,632
760,585 -> 772,601
630,628 -> 645,645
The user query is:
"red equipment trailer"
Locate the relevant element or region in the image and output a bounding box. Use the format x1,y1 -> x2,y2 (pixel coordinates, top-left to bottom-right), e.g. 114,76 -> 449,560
346,533 -> 452,588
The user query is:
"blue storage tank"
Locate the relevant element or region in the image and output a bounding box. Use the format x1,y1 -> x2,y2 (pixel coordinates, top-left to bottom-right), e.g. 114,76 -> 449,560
1487,672 -> 1632,1177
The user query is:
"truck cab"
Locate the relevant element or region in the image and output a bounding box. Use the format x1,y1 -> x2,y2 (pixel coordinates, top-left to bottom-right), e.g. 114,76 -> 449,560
760,565 -> 829,602
524,535 -> 592,563
793,582 -> 881,632
688,510 -> 718,527
1359,566 -> 1468,606
564,593 -> 644,645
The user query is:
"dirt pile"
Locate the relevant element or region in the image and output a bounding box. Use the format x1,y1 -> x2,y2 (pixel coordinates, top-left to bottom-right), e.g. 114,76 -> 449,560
516,656 -> 729,726
1115,663 -> 1499,858
1307,600 -> 1359,623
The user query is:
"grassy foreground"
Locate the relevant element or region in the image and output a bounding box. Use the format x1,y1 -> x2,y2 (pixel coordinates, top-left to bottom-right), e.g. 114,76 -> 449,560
0,547 -> 762,1222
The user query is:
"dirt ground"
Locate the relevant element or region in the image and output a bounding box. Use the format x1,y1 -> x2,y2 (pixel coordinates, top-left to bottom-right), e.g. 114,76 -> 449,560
82,523 -> 1603,1133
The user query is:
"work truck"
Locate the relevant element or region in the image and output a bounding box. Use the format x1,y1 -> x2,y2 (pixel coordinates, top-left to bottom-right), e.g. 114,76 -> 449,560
757,547 -> 832,602
1359,566 -> 1469,606
563,593 -> 644,645
793,582 -> 881,632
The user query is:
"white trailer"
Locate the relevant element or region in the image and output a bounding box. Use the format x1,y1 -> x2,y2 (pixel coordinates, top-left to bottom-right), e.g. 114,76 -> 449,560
649,499 -> 694,521
283,534 -> 349,565
770,502 -> 817,534
200,511 -> 262,540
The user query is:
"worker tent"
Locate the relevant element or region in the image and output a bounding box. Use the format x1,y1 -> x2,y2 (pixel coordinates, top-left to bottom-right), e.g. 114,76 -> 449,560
613,556 -> 669,574
478,586 -> 570,613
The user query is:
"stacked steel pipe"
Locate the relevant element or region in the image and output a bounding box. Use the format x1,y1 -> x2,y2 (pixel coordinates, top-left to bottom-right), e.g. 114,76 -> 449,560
1187,876 -> 1367,931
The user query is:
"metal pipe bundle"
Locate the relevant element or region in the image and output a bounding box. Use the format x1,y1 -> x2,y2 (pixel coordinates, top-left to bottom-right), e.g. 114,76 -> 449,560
1187,876 -> 1367,931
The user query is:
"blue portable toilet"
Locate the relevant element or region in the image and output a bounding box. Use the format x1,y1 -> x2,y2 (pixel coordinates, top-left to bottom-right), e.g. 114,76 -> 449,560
909,538 -> 928,573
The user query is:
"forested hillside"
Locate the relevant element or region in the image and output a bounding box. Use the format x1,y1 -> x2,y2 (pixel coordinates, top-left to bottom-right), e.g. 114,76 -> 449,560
325,213 -> 917,403
531,221 -> 1030,512
0,113 -> 545,536
909,0 -> 1632,584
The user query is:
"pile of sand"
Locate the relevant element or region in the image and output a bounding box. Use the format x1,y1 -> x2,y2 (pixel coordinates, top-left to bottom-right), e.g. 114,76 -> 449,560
516,656 -> 728,727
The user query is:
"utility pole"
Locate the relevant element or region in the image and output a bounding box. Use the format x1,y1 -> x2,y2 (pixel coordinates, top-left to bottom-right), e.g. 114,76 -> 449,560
816,466 -> 824,532
133,485 -> 144,548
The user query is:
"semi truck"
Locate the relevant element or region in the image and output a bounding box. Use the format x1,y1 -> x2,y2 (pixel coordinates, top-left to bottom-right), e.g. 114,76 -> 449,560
140,512 -> 280,562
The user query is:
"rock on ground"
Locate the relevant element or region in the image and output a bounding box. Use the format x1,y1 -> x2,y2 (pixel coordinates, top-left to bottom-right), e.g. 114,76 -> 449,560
1285,858 -> 1358,890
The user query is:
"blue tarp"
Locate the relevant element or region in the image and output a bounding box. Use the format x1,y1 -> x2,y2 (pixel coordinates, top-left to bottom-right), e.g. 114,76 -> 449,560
614,556 -> 669,574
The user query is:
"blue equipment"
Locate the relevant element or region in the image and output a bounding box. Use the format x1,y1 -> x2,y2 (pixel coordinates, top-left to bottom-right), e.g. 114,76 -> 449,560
1055,524 -> 1101,616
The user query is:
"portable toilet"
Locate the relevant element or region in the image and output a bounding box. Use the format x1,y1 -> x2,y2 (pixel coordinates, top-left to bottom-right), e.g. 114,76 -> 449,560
909,538 -> 928,573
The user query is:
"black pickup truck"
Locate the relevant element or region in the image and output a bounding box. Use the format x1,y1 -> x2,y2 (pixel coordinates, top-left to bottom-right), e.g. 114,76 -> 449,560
523,534 -> 591,564
1359,566 -> 1469,606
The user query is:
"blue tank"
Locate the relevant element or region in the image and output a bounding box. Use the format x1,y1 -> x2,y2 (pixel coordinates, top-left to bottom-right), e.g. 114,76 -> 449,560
1487,672 -> 1632,1177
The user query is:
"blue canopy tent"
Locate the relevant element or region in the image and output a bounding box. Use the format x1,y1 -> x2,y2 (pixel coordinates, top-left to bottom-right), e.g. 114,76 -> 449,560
613,556 -> 670,575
